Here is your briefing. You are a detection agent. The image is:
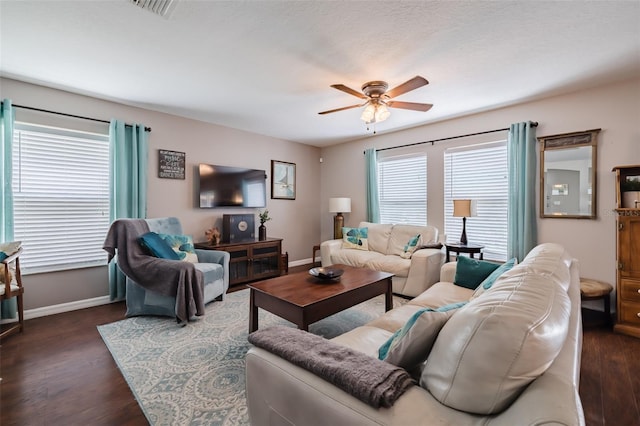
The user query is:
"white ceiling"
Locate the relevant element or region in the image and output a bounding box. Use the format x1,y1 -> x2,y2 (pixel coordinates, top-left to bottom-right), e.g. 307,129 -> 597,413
1,1 -> 639,147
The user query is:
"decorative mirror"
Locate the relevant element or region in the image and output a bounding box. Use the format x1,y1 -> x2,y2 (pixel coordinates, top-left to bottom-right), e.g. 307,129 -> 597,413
538,129 -> 600,219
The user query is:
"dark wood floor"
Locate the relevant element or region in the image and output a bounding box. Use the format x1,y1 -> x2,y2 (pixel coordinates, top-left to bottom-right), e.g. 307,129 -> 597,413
1,283 -> 639,425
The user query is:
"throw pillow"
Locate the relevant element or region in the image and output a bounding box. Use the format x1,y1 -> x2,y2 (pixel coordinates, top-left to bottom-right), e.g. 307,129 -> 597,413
138,232 -> 181,260
0,242 -> 21,284
400,234 -> 422,259
472,258 -> 517,299
0,241 -> 21,262
158,233 -> 198,263
342,227 -> 369,251
453,255 -> 501,290
379,302 -> 466,373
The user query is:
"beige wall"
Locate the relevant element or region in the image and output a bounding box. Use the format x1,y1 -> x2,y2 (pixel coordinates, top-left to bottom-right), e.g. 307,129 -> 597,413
320,77 -> 640,308
1,78 -> 321,311
3,76 -> 639,313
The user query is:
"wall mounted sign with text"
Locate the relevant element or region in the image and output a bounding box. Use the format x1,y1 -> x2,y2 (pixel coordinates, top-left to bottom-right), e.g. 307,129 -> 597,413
158,149 -> 185,179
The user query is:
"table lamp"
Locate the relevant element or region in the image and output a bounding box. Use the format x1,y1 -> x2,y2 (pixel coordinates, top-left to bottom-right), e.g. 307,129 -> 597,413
329,197 -> 351,240
453,199 -> 477,245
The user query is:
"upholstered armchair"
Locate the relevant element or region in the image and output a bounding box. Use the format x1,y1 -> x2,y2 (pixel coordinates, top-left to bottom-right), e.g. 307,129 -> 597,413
105,217 -> 229,320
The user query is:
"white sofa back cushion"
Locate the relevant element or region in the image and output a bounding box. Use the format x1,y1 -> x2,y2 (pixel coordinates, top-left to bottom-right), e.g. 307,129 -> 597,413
421,243 -> 571,415
357,222 -> 392,253
359,222 -> 439,257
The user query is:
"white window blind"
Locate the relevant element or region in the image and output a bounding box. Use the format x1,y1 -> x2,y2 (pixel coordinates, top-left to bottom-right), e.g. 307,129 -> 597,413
12,123 -> 110,274
378,154 -> 427,225
444,141 -> 508,261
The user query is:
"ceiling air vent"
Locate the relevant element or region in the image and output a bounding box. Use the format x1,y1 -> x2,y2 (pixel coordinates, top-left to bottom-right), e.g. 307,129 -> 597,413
129,0 -> 177,18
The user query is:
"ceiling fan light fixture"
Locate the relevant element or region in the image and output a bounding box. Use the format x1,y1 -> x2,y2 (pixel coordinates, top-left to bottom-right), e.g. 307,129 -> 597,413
375,103 -> 390,122
360,103 -> 376,123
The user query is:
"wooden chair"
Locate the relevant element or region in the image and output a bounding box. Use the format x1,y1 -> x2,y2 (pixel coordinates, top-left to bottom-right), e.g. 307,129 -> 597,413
1,247 -> 24,339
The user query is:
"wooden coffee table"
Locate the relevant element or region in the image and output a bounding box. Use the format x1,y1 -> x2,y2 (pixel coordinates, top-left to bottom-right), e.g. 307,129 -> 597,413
247,264 -> 394,333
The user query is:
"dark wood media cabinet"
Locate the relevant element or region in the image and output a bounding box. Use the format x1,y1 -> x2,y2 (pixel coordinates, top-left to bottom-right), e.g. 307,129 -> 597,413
195,238 -> 283,286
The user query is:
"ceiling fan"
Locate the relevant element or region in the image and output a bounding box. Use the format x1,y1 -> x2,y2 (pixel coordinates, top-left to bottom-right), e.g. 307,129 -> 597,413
318,76 -> 433,124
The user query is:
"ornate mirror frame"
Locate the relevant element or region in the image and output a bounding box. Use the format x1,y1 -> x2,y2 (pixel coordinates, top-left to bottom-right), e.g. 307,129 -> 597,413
538,129 -> 600,219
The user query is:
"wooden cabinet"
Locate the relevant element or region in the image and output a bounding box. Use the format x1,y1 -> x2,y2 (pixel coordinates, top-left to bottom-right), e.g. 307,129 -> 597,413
613,165 -> 640,338
196,238 -> 282,286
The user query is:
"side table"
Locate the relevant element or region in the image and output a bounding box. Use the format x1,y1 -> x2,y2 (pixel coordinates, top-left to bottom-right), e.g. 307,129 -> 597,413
580,278 -> 613,327
445,243 -> 484,263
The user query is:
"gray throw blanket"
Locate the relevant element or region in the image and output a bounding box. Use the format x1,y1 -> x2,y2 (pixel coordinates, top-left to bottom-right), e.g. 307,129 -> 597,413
248,326 -> 415,408
103,219 -> 205,323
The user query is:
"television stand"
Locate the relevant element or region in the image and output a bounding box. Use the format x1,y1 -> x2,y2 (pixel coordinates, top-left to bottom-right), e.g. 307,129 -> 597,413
195,238 -> 283,286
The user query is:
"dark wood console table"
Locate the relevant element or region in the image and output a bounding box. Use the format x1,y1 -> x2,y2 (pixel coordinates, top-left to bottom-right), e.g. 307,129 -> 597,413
195,238 -> 282,286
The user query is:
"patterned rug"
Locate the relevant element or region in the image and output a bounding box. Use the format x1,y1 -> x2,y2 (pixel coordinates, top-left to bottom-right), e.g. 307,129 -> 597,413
98,289 -> 405,426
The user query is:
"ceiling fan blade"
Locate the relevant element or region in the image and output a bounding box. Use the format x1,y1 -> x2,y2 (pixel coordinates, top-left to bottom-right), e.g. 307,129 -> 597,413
385,76 -> 429,99
330,84 -> 368,99
387,101 -> 433,112
318,103 -> 366,115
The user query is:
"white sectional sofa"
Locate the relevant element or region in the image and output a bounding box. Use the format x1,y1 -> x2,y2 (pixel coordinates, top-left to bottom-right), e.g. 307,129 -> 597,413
320,221 -> 445,297
246,243 -> 584,425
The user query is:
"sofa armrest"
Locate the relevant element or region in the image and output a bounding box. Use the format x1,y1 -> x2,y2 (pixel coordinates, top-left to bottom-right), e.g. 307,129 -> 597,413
440,261 -> 457,283
320,239 -> 343,267
401,249 -> 445,297
195,249 -> 230,290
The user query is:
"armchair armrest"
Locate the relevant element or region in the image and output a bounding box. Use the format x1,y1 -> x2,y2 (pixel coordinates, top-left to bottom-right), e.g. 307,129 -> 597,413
195,249 -> 230,290
320,239 -> 343,267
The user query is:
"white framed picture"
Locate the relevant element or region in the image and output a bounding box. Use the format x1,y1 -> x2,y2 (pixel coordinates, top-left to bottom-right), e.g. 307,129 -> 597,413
271,160 -> 296,200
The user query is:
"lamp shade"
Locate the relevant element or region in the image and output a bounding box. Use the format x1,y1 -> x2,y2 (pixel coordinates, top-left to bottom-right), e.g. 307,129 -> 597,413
329,197 -> 351,213
453,199 -> 477,217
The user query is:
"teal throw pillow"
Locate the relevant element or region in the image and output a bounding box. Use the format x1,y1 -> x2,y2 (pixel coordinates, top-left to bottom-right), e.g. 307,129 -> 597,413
401,234 -> 422,259
342,227 -> 369,251
453,256 -> 501,289
379,302 -> 467,372
139,232 -> 181,260
158,233 -> 198,262
471,258 -> 517,300
479,258 -> 517,290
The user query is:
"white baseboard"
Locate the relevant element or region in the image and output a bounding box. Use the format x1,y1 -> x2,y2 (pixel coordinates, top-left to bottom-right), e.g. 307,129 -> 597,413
4,259 -> 316,323
20,295 -> 113,321
289,257 -> 314,268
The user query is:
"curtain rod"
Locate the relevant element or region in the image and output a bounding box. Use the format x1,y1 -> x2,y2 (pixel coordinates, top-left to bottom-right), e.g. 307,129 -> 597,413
9,103 -> 152,132
365,122 -> 538,154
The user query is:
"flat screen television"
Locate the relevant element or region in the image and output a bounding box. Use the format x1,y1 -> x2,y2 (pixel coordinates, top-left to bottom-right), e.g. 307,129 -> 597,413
197,163 -> 267,208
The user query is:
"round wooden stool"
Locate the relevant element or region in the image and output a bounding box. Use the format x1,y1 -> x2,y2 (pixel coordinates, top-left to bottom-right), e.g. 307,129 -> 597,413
580,278 -> 613,326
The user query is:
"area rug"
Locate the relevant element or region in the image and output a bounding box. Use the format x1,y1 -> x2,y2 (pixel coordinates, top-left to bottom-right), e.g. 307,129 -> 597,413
98,289 -> 405,426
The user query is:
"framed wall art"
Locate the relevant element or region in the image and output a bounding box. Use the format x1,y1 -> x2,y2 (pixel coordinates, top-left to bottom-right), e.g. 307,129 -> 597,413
158,149 -> 185,179
271,160 -> 296,200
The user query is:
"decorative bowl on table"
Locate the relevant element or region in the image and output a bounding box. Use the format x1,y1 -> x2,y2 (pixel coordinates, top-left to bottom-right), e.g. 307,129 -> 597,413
309,267 -> 344,281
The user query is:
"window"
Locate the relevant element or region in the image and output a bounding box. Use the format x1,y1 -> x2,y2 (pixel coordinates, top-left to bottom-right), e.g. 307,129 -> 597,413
377,154 -> 427,225
444,141 -> 508,261
12,123 -> 110,274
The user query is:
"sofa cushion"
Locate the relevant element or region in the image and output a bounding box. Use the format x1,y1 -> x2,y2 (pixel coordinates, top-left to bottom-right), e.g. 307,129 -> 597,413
366,304 -> 426,333
138,232 -> 181,260
453,256 -> 500,289
408,281 -> 473,310
331,249 -> 384,268
358,222 -> 392,254
379,302 -> 465,372
388,224 -> 438,257
342,227 -> 369,250
422,256 -> 571,414
366,255 -> 411,278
